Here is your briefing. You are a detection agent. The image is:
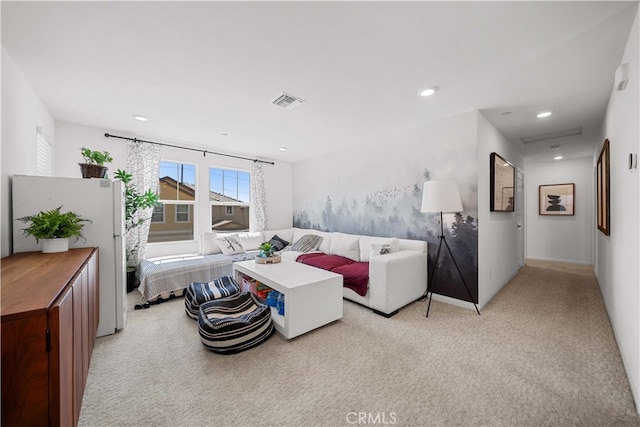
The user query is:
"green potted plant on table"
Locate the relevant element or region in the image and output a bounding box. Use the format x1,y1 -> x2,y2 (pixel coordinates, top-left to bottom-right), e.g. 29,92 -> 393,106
256,241 -> 281,264
114,169 -> 161,291
259,242 -> 274,258
17,206 -> 91,253
79,147 -> 113,178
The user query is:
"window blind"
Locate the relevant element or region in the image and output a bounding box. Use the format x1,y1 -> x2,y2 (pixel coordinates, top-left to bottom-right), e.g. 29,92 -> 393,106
36,129 -> 52,176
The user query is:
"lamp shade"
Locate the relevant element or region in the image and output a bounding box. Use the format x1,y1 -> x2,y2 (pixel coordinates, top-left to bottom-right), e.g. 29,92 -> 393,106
421,180 -> 463,213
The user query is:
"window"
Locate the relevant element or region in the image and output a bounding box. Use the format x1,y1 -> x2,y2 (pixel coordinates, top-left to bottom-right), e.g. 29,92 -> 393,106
175,204 -> 190,223
210,167 -> 250,232
36,129 -> 52,176
148,161 -> 196,243
151,205 -> 165,223
158,161 -> 197,201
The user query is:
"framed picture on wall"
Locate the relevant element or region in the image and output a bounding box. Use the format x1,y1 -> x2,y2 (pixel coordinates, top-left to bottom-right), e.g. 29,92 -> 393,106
597,139 -> 610,235
539,183 -> 575,216
490,152 -> 515,212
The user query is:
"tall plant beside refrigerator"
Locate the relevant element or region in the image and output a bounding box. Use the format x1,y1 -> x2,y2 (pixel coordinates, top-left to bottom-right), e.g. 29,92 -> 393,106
114,169 -> 161,292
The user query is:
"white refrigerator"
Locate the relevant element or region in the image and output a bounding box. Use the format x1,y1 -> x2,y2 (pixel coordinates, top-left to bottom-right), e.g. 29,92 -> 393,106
12,175 -> 127,337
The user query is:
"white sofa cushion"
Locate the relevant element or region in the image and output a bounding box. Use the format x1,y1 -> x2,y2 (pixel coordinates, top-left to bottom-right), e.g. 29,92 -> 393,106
359,236 -> 400,262
201,232 -> 222,254
279,250 -> 306,262
330,232 -> 361,261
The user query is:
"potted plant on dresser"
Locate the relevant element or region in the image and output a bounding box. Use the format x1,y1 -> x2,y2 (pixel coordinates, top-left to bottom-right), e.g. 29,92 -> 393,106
16,206 -> 91,253
114,169 -> 161,292
79,147 -> 113,178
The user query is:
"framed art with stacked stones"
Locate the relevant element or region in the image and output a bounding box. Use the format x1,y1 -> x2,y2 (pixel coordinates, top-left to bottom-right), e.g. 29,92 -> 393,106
539,183 -> 575,216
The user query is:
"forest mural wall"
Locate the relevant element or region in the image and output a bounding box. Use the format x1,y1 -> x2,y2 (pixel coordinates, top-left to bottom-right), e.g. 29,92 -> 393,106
292,112 -> 480,302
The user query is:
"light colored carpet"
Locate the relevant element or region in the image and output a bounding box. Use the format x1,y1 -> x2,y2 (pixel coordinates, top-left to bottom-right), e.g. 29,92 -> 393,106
79,260 -> 640,427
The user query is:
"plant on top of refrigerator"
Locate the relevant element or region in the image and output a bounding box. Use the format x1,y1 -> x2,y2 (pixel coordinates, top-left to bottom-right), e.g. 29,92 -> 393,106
80,147 -> 113,166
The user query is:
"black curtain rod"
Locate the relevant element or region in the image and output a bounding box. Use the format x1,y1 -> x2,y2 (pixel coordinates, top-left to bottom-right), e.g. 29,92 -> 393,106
104,132 -> 275,165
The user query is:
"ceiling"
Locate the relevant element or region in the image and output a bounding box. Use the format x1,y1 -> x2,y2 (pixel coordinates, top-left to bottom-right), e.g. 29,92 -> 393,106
2,1 -> 637,164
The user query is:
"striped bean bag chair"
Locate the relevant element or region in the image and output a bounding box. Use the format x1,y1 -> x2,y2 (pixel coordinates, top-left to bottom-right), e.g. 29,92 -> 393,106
198,292 -> 274,354
184,276 -> 241,319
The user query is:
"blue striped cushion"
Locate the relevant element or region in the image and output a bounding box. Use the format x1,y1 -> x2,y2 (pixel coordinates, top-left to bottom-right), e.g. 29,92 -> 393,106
198,292 -> 274,354
184,276 -> 241,319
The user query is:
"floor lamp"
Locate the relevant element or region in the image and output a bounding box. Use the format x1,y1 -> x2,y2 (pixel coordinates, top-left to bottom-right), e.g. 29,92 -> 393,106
421,180 -> 480,317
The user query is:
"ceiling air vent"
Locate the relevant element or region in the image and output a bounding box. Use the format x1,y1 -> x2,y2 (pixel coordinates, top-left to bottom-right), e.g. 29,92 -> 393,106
520,127 -> 583,144
271,92 -> 305,110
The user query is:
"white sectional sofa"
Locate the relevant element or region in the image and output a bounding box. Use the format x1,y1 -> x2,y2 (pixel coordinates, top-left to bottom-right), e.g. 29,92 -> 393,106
214,227 -> 429,317
139,227 -> 428,316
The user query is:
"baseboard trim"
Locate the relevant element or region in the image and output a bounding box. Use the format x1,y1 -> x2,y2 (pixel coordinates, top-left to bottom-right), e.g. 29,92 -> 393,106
429,293 -> 484,311
526,256 -> 593,266
373,309 -> 398,318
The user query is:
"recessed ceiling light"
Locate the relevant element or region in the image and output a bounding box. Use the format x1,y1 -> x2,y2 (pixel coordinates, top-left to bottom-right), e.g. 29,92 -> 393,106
554,156 -> 563,160
220,133 -> 228,137
537,111 -> 552,118
132,114 -> 148,122
418,86 -> 439,97
550,145 -> 561,150
279,147 -> 287,151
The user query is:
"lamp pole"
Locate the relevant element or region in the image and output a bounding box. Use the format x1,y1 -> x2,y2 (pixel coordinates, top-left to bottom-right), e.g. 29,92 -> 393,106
426,211 -> 481,317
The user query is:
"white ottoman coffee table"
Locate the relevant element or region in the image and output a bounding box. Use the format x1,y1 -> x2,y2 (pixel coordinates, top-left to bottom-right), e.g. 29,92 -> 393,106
233,259 -> 343,339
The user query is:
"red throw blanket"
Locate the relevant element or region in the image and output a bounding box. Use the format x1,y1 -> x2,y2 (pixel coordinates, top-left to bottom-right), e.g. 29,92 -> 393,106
296,253 -> 370,296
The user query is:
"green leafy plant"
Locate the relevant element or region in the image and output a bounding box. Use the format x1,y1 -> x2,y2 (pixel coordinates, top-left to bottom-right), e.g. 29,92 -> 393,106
259,242 -> 273,252
114,169 -> 161,266
114,169 -> 161,231
80,147 -> 113,166
17,206 -> 91,243
259,242 -> 274,257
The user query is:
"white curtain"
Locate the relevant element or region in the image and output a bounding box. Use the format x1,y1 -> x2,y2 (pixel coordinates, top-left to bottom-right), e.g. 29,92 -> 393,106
250,161 -> 268,232
126,140 -> 160,266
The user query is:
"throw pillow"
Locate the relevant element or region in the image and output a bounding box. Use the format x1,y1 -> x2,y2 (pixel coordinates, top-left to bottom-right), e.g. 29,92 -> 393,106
263,228 -> 294,245
329,232 -> 361,261
201,232 -> 221,255
237,232 -> 264,251
290,234 -> 323,253
268,234 -> 289,252
370,243 -> 392,258
292,229 -> 331,254
359,237 -> 400,261
215,234 -> 246,255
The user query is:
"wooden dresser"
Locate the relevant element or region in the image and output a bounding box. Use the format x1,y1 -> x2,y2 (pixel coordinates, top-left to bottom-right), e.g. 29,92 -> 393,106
1,247 -> 99,427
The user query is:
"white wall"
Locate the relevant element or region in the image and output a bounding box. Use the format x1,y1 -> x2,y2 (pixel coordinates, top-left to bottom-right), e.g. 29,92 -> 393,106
291,111 -> 500,307
477,112 -> 524,307
524,157 -> 594,265
54,122 -> 293,258
263,159 -> 294,230
54,122 -> 128,178
1,48 -> 56,257
595,7 -> 640,411
290,110 -> 525,310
